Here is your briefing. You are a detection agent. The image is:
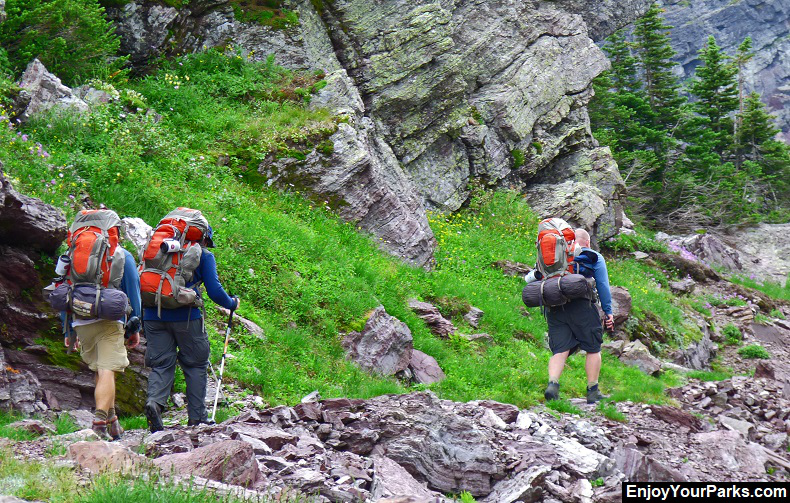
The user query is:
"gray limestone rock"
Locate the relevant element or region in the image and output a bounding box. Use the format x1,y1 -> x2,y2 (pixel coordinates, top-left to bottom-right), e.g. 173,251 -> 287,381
669,277 -> 696,295
16,59 -> 89,122
463,307 -> 484,329
342,306 -> 413,376
260,121 -> 436,268
121,217 -> 152,257
619,340 -> 662,376
480,465 -> 551,503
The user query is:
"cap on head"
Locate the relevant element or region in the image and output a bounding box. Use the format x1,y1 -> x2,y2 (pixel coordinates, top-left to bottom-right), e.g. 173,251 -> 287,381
204,225 -> 215,248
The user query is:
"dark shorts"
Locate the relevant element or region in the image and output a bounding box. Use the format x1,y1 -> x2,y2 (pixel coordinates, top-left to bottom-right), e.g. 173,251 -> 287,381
545,298 -> 603,355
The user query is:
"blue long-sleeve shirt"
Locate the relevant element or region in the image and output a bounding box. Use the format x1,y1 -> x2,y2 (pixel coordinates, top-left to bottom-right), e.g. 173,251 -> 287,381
143,249 -> 235,322
575,247 -> 613,315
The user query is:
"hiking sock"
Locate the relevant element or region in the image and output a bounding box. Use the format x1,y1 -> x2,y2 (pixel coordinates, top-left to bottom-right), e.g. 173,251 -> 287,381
587,381 -> 598,389
94,409 -> 108,422
108,407 -> 116,419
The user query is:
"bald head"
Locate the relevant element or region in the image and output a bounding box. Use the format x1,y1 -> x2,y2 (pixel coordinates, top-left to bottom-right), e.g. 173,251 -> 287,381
574,228 -> 591,248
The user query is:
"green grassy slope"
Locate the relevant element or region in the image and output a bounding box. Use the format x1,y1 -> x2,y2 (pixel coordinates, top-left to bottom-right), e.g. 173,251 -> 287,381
1,49 -> 701,411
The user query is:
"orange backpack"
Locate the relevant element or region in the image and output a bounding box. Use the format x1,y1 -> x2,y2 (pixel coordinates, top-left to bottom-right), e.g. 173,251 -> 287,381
536,218 -> 576,279
139,208 -> 209,315
67,209 -> 125,289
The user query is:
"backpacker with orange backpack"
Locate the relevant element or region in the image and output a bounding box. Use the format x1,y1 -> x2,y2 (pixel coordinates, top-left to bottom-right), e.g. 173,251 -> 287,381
522,217 -> 597,307
139,208 -> 209,317
48,210 -> 131,346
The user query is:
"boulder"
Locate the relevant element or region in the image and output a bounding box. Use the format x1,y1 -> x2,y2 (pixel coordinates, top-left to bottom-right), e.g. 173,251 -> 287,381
692,430 -> 769,477
217,306 -> 265,340
260,120 -> 437,268
342,307 -> 413,376
610,286 -> 632,326
672,330 -> 716,370
407,299 -> 457,337
370,455 -> 440,501
0,168 -> 68,253
463,307 -> 484,328
121,217 -> 152,257
69,440 -> 151,475
719,416 -> 756,441
154,439 -> 260,487
669,277 -> 696,295
16,59 -> 88,122
61,409 -> 96,430
619,340 -> 662,376
408,349 -> 446,385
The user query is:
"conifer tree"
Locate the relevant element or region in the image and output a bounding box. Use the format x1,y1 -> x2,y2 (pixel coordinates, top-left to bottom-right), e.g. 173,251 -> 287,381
734,37 -> 754,137
688,36 -> 738,155
632,3 -> 684,132
737,92 -> 778,161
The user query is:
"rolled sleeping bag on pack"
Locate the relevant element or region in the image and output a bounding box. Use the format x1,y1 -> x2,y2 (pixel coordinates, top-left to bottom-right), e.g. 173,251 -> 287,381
49,283 -> 129,320
522,273 -> 596,308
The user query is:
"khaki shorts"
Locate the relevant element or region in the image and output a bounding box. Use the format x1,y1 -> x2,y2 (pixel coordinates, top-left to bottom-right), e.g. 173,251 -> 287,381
75,320 -> 129,372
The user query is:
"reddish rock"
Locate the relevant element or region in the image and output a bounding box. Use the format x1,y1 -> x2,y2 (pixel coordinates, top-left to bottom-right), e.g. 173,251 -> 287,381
154,440 -> 260,487
407,299 -> 457,337
69,441 -> 151,475
342,306 -> 413,376
409,349 -> 446,384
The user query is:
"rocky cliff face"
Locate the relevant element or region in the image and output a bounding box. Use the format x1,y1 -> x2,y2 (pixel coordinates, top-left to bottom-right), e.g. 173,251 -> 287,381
108,0 -> 654,261
0,166 -> 149,415
659,0 -> 790,142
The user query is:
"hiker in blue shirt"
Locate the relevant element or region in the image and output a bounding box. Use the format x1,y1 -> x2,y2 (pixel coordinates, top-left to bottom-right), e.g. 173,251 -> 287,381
61,243 -> 141,441
543,228 -> 613,404
143,225 -> 239,432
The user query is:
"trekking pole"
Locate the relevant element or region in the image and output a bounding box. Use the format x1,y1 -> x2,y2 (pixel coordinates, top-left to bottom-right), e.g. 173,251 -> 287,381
210,305 -> 235,422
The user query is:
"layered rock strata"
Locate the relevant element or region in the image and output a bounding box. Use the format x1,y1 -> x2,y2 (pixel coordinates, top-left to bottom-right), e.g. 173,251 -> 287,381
108,0 -> 655,261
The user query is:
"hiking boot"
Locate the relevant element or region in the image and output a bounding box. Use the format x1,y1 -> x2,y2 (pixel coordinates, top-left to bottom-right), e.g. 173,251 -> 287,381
187,418 -> 216,427
107,415 -> 123,440
587,384 -> 607,404
144,401 -> 164,433
544,381 -> 560,401
91,420 -> 112,441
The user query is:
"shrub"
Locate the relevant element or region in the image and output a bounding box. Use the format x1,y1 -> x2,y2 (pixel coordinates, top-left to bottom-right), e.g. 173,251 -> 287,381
737,344 -> 771,359
0,0 -> 127,85
769,309 -> 786,320
722,323 -> 742,346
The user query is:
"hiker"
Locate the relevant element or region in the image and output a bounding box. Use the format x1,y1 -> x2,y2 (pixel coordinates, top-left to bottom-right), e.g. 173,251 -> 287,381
140,208 -> 239,432
50,209 -> 142,441
542,227 -> 613,404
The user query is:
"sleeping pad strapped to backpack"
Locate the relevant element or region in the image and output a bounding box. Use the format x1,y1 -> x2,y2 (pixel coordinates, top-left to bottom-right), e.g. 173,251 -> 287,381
48,209 -> 130,320
522,217 -> 596,308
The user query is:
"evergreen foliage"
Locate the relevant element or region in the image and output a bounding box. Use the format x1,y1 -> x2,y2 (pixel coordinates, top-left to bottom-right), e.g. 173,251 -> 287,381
591,3 -> 790,228
0,0 -> 126,85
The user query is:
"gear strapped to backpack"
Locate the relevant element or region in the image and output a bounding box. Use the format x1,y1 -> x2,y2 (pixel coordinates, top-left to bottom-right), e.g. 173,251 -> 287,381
522,217 -> 597,308
48,209 -> 130,322
139,208 -> 208,316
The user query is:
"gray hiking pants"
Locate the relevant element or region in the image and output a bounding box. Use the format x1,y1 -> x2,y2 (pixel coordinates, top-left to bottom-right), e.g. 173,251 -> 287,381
144,319 -> 209,421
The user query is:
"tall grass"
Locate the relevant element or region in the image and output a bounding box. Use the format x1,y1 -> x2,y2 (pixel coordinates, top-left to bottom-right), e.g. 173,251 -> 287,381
0,49 -> 700,409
